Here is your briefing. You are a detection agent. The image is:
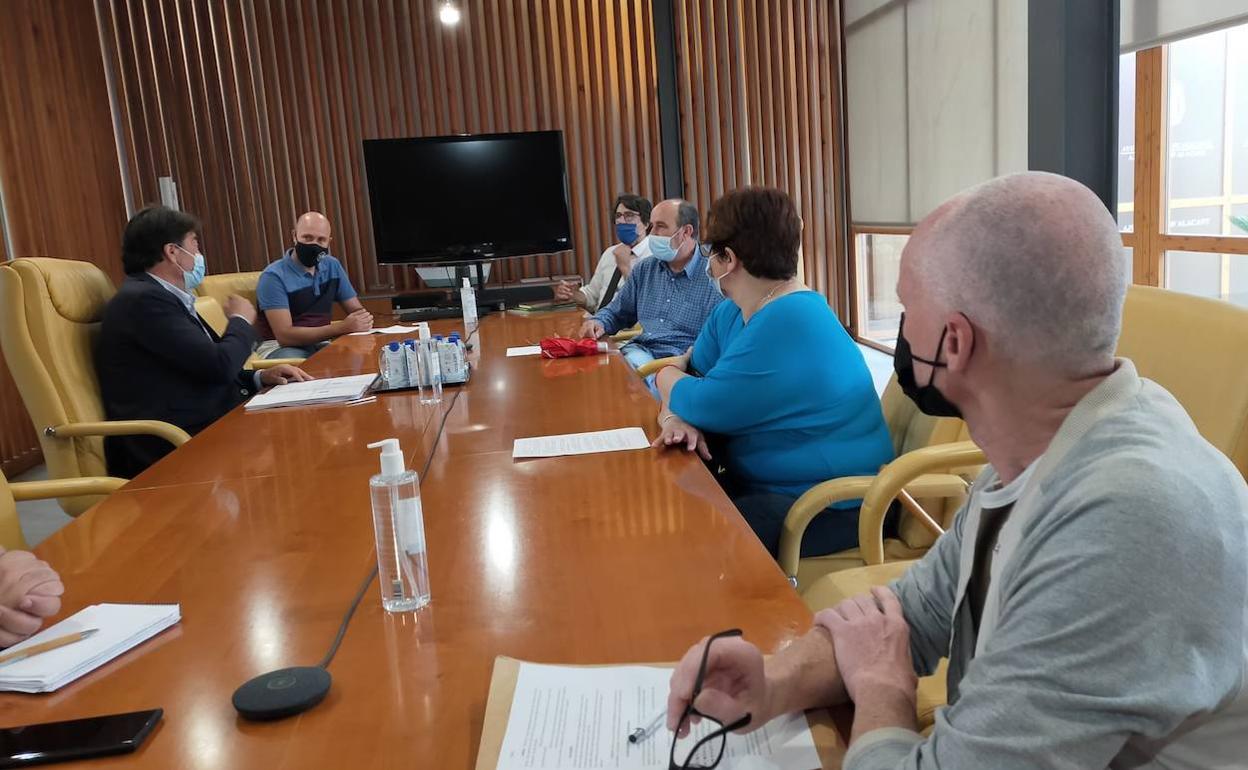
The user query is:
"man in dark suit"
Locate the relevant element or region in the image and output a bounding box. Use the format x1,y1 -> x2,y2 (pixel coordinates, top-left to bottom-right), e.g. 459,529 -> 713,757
96,206 -> 311,477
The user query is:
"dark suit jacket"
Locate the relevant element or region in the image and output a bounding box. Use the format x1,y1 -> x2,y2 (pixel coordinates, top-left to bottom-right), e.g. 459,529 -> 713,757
95,273 -> 259,477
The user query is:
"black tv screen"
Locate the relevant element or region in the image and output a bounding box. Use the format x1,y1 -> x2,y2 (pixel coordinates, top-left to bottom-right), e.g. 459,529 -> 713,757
363,131 -> 573,264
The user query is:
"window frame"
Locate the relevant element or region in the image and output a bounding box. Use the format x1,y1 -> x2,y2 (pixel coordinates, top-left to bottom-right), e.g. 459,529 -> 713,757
1131,44 -> 1248,295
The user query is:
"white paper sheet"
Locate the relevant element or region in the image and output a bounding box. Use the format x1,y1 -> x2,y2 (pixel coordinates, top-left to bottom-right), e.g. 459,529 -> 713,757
348,325 -> 423,336
497,662 -> 821,770
506,345 -> 543,357
512,428 -> 650,459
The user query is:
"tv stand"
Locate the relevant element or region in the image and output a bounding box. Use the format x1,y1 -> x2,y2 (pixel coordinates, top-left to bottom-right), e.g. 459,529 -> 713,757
391,258 -> 566,320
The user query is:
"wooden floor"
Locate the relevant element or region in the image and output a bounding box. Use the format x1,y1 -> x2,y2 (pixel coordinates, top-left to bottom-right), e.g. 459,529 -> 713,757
1,310 -> 845,769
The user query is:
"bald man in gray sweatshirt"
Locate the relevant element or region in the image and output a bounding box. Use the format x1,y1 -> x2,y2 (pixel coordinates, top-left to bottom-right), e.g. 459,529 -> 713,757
665,172 -> 1248,769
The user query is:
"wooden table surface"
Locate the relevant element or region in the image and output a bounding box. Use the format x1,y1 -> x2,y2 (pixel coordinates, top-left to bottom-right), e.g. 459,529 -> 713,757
0,310 -> 843,769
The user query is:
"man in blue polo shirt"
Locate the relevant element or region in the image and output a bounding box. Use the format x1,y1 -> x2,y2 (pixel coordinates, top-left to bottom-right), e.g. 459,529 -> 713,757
257,211 -> 373,358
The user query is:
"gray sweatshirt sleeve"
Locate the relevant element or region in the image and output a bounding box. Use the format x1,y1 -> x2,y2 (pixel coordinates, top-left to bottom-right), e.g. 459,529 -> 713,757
891,502 -> 968,676
848,465 -> 1248,770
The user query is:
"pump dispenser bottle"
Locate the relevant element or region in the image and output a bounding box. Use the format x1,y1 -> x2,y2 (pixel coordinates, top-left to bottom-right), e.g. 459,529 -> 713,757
366,438 -> 430,612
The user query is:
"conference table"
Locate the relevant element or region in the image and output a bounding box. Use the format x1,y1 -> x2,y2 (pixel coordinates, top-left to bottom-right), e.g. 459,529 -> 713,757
1,310 -> 848,768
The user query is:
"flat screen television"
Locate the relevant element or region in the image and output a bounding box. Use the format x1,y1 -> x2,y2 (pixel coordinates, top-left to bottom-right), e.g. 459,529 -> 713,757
363,130 -> 573,264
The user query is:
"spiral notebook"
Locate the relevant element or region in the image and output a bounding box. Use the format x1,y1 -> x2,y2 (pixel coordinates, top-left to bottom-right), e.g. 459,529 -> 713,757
0,603 -> 181,693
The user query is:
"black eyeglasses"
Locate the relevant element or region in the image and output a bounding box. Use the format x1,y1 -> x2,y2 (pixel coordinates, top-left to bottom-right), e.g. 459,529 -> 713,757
669,629 -> 753,769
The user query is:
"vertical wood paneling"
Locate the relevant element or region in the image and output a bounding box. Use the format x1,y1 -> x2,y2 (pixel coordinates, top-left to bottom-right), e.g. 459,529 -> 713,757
672,0 -> 850,312
96,0 -> 664,294
0,0 -> 128,473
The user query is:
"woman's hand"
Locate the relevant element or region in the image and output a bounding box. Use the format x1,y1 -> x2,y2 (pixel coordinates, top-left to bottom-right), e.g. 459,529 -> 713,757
671,347 -> 693,373
652,414 -> 712,460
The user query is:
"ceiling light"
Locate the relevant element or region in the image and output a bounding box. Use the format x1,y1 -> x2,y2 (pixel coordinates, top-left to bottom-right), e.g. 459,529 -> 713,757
438,2 -> 461,26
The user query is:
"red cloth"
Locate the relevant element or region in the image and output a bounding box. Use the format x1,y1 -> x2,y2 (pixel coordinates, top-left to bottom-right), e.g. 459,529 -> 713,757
540,337 -> 606,359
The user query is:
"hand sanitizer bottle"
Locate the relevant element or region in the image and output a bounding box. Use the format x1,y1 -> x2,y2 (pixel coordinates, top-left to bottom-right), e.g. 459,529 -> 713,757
367,438 -> 430,612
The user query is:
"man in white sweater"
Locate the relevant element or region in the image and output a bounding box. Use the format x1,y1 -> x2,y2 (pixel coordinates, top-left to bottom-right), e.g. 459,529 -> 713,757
665,172 -> 1248,769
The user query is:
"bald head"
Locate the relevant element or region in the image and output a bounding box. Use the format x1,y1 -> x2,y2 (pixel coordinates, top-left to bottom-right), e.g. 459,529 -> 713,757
292,211 -> 332,249
650,199 -> 700,238
904,172 -> 1127,373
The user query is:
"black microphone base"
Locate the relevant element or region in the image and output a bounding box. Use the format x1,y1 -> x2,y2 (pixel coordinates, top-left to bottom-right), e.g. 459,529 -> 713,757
232,666 -> 332,721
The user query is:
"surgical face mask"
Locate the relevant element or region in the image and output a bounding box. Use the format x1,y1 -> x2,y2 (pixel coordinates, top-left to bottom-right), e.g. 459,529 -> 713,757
175,245 -> 207,291
893,312 -> 962,418
294,240 -> 325,268
615,222 -> 639,245
649,229 -> 685,262
705,252 -> 728,296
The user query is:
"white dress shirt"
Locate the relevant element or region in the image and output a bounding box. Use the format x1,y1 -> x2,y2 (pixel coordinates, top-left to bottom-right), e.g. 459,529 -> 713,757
579,236 -> 652,312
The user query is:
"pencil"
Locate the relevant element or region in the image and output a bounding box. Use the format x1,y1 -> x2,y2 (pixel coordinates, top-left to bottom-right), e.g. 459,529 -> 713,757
0,628 -> 99,668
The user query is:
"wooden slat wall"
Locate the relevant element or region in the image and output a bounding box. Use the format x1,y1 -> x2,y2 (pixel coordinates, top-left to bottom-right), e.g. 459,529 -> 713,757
0,0 -> 128,475
95,0 -> 665,295
672,0 -> 849,314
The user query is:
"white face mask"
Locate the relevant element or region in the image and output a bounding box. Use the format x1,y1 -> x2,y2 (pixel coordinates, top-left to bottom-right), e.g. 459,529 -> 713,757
705,254 -> 729,296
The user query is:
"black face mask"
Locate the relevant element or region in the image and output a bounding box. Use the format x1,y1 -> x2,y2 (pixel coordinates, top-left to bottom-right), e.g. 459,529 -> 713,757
893,312 -> 962,418
294,241 -> 325,268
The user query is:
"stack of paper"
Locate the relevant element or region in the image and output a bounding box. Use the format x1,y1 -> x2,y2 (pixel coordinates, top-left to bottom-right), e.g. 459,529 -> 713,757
0,604 -> 181,693
245,373 -> 378,411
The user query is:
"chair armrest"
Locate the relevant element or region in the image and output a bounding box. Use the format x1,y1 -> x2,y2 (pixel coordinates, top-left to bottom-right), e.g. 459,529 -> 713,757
248,357 -> 306,370
609,324 -> 643,342
777,441 -> 983,580
10,477 -> 127,502
858,441 -> 985,565
800,561 -> 918,609
46,420 -> 191,447
636,356 -> 683,378
778,476 -> 877,579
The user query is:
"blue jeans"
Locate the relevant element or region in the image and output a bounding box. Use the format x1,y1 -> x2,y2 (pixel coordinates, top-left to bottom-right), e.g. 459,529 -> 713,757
266,341 -> 328,359
619,343 -> 659,397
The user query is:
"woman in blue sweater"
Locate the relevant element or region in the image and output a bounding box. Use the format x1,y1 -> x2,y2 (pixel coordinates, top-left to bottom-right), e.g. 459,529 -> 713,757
653,187 -> 894,558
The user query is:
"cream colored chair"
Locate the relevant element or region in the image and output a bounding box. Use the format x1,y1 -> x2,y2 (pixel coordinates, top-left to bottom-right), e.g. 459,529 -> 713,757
610,324 -> 643,343
779,381 -> 982,592
192,297 -> 304,371
194,271 -> 263,307
1,472 -> 126,550
635,354 -> 676,377
0,258 -> 190,514
1116,285 -> 1248,478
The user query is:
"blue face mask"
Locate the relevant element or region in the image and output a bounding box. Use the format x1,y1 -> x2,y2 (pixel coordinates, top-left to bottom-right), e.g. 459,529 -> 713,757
615,222 -> 639,245
176,245 -> 207,291
648,231 -> 684,263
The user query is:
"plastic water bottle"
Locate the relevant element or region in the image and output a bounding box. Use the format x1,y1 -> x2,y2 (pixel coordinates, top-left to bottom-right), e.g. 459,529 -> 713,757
403,339 -> 425,399
448,333 -> 467,382
366,438 -> 430,612
379,341 -> 407,388
461,277 -> 479,332
417,325 -> 442,404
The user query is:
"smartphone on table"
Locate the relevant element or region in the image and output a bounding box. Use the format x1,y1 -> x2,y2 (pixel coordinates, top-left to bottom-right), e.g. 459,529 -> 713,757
0,709 -> 162,767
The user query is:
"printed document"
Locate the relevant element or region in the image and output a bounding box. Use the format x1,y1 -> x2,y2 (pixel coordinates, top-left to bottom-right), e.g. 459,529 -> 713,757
512,428 -> 650,459
496,662 -> 821,770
